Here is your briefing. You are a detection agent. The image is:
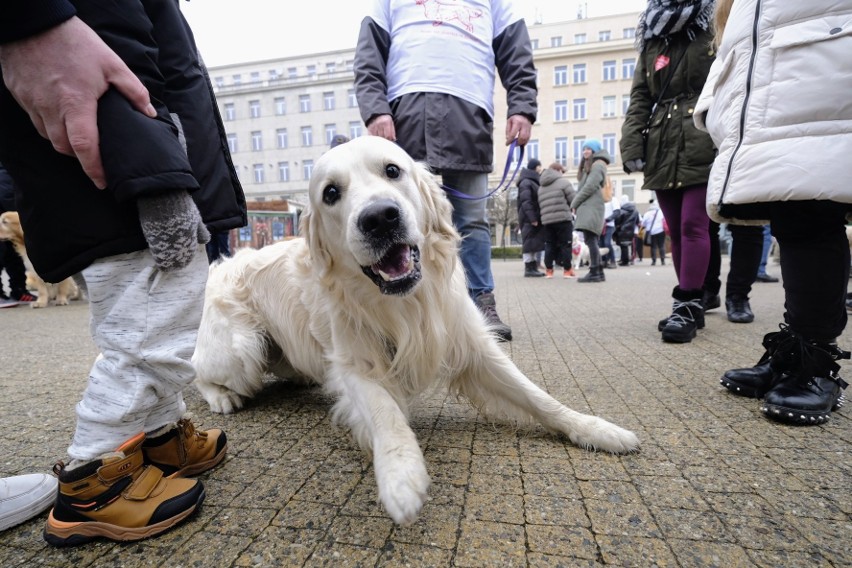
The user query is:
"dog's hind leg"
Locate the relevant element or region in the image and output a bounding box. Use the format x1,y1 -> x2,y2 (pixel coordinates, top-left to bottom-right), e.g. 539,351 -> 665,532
451,342 -> 639,454
330,374 -> 430,526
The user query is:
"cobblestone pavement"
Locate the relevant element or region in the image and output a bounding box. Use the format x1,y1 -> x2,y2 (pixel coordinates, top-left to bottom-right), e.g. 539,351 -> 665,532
0,257 -> 849,567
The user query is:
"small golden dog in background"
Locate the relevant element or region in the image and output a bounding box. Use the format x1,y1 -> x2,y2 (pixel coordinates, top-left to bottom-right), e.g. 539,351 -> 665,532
0,211 -> 78,308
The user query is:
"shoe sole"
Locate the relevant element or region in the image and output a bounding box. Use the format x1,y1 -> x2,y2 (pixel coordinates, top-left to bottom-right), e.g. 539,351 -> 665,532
661,329 -> 696,343
165,444 -> 228,479
43,488 -> 205,546
0,477 -> 57,531
719,377 -> 768,398
760,393 -> 845,425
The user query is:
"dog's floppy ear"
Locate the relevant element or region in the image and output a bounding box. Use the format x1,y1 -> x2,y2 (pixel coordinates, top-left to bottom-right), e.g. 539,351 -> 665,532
413,162 -> 460,265
299,205 -> 332,275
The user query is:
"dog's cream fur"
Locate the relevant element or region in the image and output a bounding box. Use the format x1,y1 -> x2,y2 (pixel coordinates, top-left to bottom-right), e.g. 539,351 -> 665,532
193,137 -> 639,525
0,211 -> 78,308
572,231 -> 590,269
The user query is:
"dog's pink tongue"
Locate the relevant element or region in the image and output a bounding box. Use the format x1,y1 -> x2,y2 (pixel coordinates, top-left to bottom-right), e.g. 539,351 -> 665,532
373,244 -> 411,279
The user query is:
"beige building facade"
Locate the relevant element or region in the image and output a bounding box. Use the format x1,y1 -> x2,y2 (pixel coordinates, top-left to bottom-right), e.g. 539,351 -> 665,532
208,11 -> 648,226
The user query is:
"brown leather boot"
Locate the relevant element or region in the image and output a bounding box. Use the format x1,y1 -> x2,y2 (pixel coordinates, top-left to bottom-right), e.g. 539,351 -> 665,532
142,418 -> 227,478
44,433 -> 204,546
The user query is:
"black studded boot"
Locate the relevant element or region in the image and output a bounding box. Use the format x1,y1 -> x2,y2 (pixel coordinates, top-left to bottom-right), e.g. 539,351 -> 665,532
661,286 -> 704,343
761,335 -> 850,425
720,325 -> 794,398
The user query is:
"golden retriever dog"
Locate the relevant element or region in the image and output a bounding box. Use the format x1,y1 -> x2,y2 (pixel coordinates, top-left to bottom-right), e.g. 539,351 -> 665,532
0,211 -> 78,308
192,136 -> 639,525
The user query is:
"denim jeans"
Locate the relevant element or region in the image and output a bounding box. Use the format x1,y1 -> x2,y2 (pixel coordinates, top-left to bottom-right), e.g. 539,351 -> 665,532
441,171 -> 494,298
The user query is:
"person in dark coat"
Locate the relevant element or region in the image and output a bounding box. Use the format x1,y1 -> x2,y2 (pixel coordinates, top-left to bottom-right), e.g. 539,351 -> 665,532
353,0 -> 537,341
614,198 -> 640,265
0,162 -> 33,306
620,0 -> 717,343
0,0 -> 245,545
517,159 -> 545,277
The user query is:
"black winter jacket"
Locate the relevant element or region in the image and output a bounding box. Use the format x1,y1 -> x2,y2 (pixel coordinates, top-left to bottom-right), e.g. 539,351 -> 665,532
0,0 -> 246,282
613,202 -> 640,246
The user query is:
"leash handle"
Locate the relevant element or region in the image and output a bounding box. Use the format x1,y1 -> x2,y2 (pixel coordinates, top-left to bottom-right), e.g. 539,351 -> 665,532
441,139 -> 524,201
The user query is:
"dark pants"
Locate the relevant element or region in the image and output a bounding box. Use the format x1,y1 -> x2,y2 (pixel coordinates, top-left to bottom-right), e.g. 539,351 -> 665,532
770,201 -> 849,342
599,223 -> 616,265
649,232 -> 666,264
0,240 -> 26,298
205,230 -> 231,263
542,220 -> 573,269
634,235 -> 644,260
705,222 -> 763,299
581,229 -> 601,269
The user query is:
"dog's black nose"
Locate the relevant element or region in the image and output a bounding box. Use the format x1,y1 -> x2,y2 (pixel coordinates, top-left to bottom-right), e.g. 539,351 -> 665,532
358,199 -> 401,237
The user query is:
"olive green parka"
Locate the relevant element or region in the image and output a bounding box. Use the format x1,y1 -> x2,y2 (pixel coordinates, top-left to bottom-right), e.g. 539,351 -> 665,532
620,29 -> 717,192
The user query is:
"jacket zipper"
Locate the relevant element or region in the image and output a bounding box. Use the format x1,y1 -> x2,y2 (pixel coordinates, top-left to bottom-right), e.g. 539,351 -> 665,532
718,0 -> 762,208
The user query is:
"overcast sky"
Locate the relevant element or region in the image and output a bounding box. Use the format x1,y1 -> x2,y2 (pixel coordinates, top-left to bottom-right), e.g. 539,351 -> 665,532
182,0 -> 647,67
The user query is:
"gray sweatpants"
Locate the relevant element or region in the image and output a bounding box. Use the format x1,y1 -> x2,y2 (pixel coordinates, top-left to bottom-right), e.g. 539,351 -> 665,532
68,247 -> 208,461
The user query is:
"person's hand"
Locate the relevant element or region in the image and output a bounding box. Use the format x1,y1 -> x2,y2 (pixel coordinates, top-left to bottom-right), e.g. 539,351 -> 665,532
624,159 -> 645,174
137,190 -> 210,272
506,114 -> 532,146
366,114 -> 396,141
0,17 -> 156,189
532,221 -> 539,227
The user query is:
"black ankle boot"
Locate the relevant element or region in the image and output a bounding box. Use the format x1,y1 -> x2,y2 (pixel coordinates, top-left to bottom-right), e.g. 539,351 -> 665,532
761,337 -> 850,425
524,261 -> 545,277
577,266 -> 605,283
661,287 -> 703,343
720,326 -> 793,398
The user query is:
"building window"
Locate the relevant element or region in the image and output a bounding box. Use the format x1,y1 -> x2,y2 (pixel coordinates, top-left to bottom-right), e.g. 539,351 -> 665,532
349,121 -> 363,139
274,97 -> 286,115
603,133 -> 616,161
573,63 -> 587,84
323,92 -> 335,111
301,126 -> 313,146
276,128 -> 288,149
622,58 -> 636,79
269,69 -> 279,82
623,28 -> 636,39
573,137 -> 586,167
307,64 -> 316,77
249,100 -> 261,119
299,95 -> 311,113
526,139 -> 540,162
574,33 -> 586,44
555,137 -> 568,167
550,36 -> 562,47
554,100 -> 568,122
572,98 -> 587,120
250,71 -> 261,84
253,163 -> 264,183
348,89 -> 358,108
278,161 -> 289,182
622,94 -> 631,115
345,59 -> 354,71
214,76 -> 224,89
602,96 -> 617,118
226,133 -> 237,153
287,67 -> 297,79
531,39 -> 539,50
325,62 -> 336,74
622,179 -> 636,202
223,103 -> 235,121
325,124 -> 337,144
232,74 -> 241,86
303,159 -> 314,179
554,65 -> 568,86
599,30 -> 611,41
602,60 -> 617,81
251,131 -> 262,151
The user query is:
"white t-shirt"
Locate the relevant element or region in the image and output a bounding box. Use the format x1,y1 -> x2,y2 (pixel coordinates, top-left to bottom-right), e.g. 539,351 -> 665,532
368,0 -> 523,118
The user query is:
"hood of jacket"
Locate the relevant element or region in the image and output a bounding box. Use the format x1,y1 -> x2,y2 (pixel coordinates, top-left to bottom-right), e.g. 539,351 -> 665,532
539,168 -> 562,186
518,168 -> 540,184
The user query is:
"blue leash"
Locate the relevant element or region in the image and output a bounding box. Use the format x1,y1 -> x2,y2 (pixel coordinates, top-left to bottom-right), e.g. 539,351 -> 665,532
440,139 -> 524,201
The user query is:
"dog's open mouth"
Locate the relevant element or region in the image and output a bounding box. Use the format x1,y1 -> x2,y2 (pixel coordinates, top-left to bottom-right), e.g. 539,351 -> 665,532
361,243 -> 422,295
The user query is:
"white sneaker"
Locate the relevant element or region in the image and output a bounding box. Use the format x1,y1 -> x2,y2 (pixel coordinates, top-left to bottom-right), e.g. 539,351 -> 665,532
0,474 -> 58,531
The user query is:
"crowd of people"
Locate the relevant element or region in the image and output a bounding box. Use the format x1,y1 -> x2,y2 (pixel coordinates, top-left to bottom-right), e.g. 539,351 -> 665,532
1,0 -> 849,547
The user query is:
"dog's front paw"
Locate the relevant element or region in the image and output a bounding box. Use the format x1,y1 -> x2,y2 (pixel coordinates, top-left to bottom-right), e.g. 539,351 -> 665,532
569,415 -> 640,454
55,297 -> 70,306
31,299 -> 48,309
375,450 -> 431,525
195,381 -> 244,414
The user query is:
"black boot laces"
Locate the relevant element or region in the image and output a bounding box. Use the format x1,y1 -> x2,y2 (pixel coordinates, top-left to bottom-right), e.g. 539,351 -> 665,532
768,324 -> 850,390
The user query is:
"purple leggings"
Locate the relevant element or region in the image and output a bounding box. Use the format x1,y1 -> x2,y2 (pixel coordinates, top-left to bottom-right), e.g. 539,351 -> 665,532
655,185 -> 711,290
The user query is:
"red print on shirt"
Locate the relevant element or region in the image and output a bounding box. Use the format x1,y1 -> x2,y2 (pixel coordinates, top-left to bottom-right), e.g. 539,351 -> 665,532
415,0 -> 483,33
654,54 -> 671,71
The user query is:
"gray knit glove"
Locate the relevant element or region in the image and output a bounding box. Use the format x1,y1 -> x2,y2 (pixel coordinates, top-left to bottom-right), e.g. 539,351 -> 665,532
137,190 -> 210,272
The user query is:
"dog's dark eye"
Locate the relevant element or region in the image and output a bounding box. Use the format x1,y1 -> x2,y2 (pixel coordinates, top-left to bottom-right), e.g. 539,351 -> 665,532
322,184 -> 341,205
385,164 -> 401,179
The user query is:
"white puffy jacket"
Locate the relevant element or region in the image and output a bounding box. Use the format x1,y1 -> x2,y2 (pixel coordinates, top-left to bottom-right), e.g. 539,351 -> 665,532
694,0 -> 852,224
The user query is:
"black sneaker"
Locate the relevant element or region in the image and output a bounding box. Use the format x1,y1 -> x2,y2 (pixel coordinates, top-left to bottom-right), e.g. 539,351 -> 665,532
474,292 -> 512,342
726,295 -> 754,323
661,299 -> 703,343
